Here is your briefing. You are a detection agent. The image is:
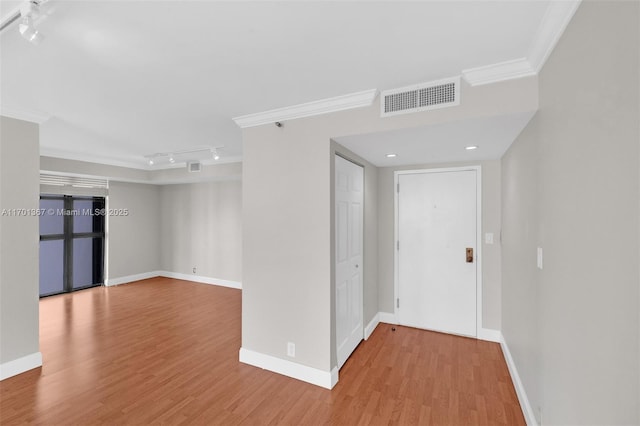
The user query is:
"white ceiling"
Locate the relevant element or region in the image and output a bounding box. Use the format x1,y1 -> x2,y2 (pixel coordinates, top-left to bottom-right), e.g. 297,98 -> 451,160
335,111 -> 536,167
0,1 -> 552,169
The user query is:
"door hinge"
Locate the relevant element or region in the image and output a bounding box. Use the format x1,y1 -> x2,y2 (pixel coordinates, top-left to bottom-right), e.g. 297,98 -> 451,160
397,183 -> 400,193
397,298 -> 399,308
396,241 -> 399,250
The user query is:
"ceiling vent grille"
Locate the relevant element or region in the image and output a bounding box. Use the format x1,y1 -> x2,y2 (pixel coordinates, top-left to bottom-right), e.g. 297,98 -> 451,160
381,76 -> 460,117
187,161 -> 202,173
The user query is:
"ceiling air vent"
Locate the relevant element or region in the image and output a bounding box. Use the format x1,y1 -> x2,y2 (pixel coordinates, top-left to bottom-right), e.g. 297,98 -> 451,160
381,76 -> 460,117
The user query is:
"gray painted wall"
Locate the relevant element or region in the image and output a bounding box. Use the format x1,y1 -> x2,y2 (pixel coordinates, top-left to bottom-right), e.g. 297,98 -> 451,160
501,1 -> 639,424
242,76 -> 537,373
41,156 -> 150,182
0,117 -> 40,364
107,182 -> 161,279
377,160 -> 502,330
160,181 -> 242,282
40,158 -> 243,283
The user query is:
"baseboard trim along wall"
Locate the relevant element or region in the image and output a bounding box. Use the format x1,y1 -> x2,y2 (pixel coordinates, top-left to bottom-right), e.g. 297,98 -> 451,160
364,313 -> 380,340
477,327 -> 502,343
239,347 -> 338,389
105,271 -> 162,286
0,352 -> 42,381
378,311 -> 397,324
158,271 -> 242,290
500,334 -> 538,426
105,271 -> 242,290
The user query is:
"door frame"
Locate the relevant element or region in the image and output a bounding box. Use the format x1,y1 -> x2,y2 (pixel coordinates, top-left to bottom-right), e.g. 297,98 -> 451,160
393,165 -> 483,336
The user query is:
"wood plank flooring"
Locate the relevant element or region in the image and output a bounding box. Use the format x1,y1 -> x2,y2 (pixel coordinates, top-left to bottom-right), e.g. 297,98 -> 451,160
0,278 -> 524,425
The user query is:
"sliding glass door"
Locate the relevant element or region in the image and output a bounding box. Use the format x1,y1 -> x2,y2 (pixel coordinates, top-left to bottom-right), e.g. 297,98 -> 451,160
39,195 -> 105,297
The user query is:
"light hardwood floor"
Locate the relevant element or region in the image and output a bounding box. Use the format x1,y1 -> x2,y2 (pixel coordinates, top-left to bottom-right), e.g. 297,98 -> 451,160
0,278 -> 524,425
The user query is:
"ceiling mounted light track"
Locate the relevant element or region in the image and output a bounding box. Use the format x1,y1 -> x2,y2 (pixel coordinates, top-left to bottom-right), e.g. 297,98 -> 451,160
144,147 -> 224,168
0,0 -> 47,44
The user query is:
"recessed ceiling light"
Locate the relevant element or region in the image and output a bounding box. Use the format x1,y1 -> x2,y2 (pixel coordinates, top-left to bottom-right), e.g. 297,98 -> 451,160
465,146 -> 478,150
386,153 -> 397,158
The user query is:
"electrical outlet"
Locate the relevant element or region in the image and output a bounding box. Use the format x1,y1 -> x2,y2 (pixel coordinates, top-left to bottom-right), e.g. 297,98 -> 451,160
192,267 -> 197,274
287,342 -> 295,358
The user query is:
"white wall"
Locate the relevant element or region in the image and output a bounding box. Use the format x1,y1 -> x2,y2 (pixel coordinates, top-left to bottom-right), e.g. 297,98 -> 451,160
0,117 -> 40,369
501,1 -> 639,424
377,160 -> 502,330
160,181 -> 242,283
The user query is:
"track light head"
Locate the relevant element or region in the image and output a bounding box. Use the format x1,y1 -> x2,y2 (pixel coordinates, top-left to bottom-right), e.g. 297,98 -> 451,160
18,11 -> 44,45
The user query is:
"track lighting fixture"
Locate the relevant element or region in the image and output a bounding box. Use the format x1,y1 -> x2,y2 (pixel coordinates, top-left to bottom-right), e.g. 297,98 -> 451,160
144,146 -> 224,167
18,15 -> 43,44
0,1 -> 47,45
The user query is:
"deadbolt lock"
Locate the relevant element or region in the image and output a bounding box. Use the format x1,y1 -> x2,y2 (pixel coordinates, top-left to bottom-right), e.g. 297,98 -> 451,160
466,248 -> 474,263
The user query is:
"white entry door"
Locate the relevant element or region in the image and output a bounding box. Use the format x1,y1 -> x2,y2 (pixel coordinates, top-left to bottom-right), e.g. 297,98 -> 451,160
335,155 -> 364,369
397,168 -> 478,337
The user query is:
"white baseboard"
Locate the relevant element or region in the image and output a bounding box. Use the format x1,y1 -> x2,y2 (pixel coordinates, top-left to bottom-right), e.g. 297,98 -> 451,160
239,347 -> 337,389
158,271 -> 242,290
500,333 -> 538,426
0,352 -> 42,381
330,365 -> 339,388
378,311 -> 397,324
477,327 -> 502,343
105,271 -> 242,290
364,313 -> 380,340
105,271 -> 161,287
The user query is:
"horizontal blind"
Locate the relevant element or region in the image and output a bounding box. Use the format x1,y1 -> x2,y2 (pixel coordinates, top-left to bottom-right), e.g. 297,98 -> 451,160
40,174 -> 109,197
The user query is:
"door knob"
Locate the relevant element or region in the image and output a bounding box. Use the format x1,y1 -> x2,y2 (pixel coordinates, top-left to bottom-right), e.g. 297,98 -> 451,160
355,264 -> 359,268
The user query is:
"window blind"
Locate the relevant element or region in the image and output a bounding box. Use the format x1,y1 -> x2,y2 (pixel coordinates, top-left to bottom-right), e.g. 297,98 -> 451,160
40,174 -> 109,197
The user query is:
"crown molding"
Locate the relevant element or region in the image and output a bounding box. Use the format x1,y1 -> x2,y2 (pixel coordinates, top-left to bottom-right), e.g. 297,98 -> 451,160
462,0 -> 581,86
232,89 -> 378,129
40,147 -> 150,170
528,0 -> 581,72
462,58 -> 536,87
40,146 -> 243,173
1,106 -> 51,124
